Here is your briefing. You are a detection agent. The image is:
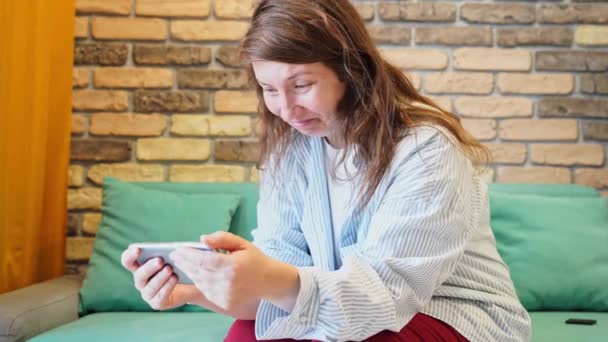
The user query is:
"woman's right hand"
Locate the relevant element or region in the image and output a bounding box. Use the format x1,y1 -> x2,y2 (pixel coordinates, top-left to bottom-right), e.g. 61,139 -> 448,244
121,246 -> 186,311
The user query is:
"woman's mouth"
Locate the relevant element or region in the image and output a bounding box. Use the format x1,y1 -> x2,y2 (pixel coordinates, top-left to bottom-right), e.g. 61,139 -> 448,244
291,118 -> 317,128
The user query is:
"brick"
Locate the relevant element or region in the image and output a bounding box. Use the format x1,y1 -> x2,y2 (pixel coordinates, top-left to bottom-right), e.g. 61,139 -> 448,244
581,75 -> 608,94
177,69 -> 249,89
90,113 -> 167,136
169,165 -> 246,182
73,68 -> 89,88
76,0 -> 131,15
416,27 -> 492,46
453,48 -> 531,71
74,43 -> 128,66
461,119 -> 497,141
94,67 -> 173,89
499,119 -> 578,141
531,144 -> 604,166
538,4 -> 608,24
216,46 -> 243,67
65,264 -> 89,276
498,73 -> 573,95
536,51 -> 608,71
484,143 -> 527,164
71,140 -> 132,161
72,90 -> 128,111
497,167 -> 571,184
92,17 -> 167,41
455,97 -> 533,118
171,21 -> 249,41
134,45 -> 211,65
427,96 -> 452,112
461,4 -> 534,24
74,17 -> 88,39
68,188 -> 103,210
87,163 -> 165,185
354,3 -> 375,21
576,26 -> 608,45
381,49 -> 448,70
137,138 -> 211,161
134,91 -> 210,113
378,3 -> 456,22
214,91 -> 258,113
67,214 -> 82,236
215,140 -> 259,162
250,166 -> 259,183
498,28 -> 573,47
66,237 -> 95,261
539,98 -> 608,118
208,116 -> 252,136
72,115 -> 87,135
171,114 -> 252,136
425,73 -> 494,94
575,169 -> 608,189
136,0 -> 210,18
405,73 -> 421,90
367,25 -> 411,45
82,213 -> 102,235
69,165 -> 85,187
214,0 -> 253,19
171,115 -> 210,136
583,122 -> 608,141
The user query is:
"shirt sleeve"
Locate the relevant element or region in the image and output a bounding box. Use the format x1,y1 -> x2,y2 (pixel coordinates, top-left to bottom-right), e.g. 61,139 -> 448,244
251,149 -> 313,267
255,129 -> 484,341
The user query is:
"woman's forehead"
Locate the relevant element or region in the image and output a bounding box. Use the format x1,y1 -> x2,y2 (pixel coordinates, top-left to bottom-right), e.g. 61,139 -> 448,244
252,61 -> 329,79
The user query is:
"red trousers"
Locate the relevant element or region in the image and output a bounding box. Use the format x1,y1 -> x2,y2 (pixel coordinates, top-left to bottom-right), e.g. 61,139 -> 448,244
225,312 -> 470,341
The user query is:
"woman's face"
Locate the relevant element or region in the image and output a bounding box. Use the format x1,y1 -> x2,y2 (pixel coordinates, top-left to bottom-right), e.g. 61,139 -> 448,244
252,61 -> 347,145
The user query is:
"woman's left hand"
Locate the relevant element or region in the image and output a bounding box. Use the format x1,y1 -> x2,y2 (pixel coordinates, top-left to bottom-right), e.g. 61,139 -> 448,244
169,231 -> 272,313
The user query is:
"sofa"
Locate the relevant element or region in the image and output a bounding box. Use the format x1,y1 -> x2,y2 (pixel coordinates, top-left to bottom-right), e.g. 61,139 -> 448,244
1,178 -> 606,342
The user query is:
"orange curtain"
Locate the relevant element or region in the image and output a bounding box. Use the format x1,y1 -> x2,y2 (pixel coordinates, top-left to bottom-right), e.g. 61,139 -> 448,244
0,0 -> 75,294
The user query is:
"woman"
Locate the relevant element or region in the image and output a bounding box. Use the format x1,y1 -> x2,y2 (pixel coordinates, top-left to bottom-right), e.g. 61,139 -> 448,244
121,0 -> 531,341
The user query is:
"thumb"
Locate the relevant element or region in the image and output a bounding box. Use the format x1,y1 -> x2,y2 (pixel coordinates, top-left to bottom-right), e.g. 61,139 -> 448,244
202,231 -> 249,252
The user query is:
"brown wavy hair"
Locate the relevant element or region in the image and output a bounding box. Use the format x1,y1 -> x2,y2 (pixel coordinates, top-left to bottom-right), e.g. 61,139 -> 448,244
240,0 -> 490,208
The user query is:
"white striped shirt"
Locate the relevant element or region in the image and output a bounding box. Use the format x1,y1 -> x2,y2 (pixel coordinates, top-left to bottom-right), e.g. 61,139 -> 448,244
251,125 -> 532,342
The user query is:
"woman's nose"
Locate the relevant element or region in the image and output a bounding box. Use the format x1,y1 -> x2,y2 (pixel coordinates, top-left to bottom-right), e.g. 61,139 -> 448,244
278,94 -> 296,121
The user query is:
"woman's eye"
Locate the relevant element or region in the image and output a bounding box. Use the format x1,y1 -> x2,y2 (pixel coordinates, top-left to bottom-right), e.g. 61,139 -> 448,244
295,83 -> 312,89
263,88 -> 277,93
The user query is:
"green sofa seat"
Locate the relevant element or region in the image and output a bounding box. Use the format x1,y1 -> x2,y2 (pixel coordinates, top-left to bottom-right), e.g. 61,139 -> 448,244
530,312 -> 607,342
29,312 -> 235,342
31,311 -> 608,342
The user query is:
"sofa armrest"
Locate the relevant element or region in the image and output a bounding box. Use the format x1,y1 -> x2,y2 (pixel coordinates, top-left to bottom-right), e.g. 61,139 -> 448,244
0,275 -> 83,342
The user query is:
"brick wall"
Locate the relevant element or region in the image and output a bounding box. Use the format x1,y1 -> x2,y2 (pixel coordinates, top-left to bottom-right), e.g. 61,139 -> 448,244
66,0 -> 608,274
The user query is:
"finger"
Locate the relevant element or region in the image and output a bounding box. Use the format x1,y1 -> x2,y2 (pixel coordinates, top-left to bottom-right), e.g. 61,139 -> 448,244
203,231 -> 249,252
151,274 -> 178,309
121,247 -> 141,273
134,257 -> 164,290
171,247 -> 227,271
141,264 -> 173,302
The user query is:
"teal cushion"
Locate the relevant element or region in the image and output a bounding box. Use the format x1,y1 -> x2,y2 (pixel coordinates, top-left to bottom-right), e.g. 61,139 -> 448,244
490,183 -> 601,197
529,312 -> 608,342
78,177 -> 242,315
30,312 -> 235,342
490,191 -> 608,311
135,181 -> 259,241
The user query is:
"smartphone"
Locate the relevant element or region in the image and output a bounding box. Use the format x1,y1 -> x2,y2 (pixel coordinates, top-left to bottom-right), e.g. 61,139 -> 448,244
130,242 -> 217,285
